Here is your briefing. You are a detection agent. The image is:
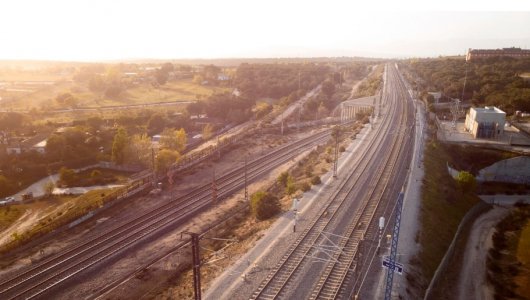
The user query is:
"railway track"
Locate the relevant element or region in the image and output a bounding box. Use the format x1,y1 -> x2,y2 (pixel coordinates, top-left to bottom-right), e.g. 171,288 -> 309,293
250,64 -> 413,300
309,65 -> 413,299
0,129 -> 333,300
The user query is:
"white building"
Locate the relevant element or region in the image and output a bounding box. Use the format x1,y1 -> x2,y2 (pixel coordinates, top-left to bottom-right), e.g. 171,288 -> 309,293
464,106 -> 506,138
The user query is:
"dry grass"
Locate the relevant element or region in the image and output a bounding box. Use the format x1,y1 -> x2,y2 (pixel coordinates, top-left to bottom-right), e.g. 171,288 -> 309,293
515,220 -> 530,298
2,79 -> 229,111
0,188 -> 119,255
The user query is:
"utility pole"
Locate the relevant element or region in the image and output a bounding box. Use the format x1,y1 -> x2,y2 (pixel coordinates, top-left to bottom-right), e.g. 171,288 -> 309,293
297,103 -> 301,134
292,197 -> 298,232
151,147 -> 156,185
182,231 -> 201,300
217,135 -> 221,159
244,157 -> 248,203
212,169 -> 217,204
332,127 -> 340,178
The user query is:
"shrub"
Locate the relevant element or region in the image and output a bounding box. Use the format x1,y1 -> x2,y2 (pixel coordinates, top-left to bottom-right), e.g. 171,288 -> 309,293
91,170 -> 102,178
455,171 -> 476,193
277,172 -> 289,187
339,146 -> 346,152
300,182 -> 311,192
311,176 -> 321,185
250,191 -> 281,220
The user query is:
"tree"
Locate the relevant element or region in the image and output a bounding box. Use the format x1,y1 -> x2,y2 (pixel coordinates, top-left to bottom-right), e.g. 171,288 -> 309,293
286,175 -> 297,196
0,175 -> 10,196
124,134 -> 152,167
155,68 -> 169,85
0,112 -> 26,130
59,167 -> 76,186
46,134 -> 67,161
87,116 -> 104,132
156,149 -> 180,173
202,124 -> 214,141
161,62 -> 174,73
147,113 -> 167,134
278,172 -> 289,187
321,80 -> 336,99
250,191 -> 281,220
43,181 -> 55,197
175,128 -> 187,152
88,75 -> 106,93
55,93 -> 78,108
105,82 -> 123,99
111,127 -> 129,165
160,128 -> 187,152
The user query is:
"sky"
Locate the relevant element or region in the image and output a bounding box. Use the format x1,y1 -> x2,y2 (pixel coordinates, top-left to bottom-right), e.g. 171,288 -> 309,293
1,0 -> 530,61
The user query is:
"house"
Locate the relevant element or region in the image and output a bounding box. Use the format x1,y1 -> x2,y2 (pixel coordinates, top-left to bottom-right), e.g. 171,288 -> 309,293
4,134 -> 49,155
217,74 -> 230,81
465,106 -> 506,138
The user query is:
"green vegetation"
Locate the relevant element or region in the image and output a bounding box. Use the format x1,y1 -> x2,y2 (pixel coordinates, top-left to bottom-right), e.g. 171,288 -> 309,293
0,205 -> 26,231
415,141 -> 480,290
156,149 -> 180,173
311,175 -> 321,185
487,204 -> 530,299
160,128 -> 187,153
0,188 -> 120,254
352,65 -> 384,98
403,57 -> 530,114
58,167 -> 129,188
111,127 -> 129,165
455,171 -> 476,193
250,191 -> 281,220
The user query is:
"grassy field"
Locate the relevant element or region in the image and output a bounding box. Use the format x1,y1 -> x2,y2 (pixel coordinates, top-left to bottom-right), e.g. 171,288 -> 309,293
516,220 -> 530,298
2,79 -> 230,111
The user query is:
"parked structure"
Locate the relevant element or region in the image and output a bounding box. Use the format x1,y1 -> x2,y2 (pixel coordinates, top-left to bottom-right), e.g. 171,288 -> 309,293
464,106 -> 506,138
466,47 -> 530,61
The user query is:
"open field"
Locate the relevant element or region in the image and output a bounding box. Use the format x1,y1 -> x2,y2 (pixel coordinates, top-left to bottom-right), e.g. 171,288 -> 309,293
1,79 -> 229,111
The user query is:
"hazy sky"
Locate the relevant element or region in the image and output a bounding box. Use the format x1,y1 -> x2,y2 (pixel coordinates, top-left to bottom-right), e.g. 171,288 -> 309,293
1,0 -> 530,60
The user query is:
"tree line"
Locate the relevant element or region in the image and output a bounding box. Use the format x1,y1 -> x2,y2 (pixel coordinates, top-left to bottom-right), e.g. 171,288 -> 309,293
404,57 -> 530,114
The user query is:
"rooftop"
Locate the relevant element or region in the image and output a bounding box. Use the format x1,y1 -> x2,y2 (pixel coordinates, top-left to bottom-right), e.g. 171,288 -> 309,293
472,106 -> 505,114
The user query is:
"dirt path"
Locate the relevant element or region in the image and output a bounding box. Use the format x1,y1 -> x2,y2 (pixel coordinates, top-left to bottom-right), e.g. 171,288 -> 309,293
456,206 -> 511,300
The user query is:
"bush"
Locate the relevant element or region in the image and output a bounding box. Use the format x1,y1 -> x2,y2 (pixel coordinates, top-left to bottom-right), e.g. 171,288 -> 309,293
91,170 -> 102,178
455,171 -> 476,193
311,176 -> 321,185
339,146 -> 346,152
300,182 -> 311,192
277,172 -> 289,187
250,191 -> 281,220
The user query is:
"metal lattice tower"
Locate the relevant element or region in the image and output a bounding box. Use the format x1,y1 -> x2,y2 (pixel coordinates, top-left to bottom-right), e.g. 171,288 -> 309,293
450,98 -> 463,129
384,192 -> 404,300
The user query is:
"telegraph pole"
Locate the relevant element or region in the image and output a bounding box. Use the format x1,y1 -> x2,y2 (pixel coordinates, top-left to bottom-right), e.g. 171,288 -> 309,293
212,169 -> 217,204
244,157 -> 248,203
182,231 -> 201,300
